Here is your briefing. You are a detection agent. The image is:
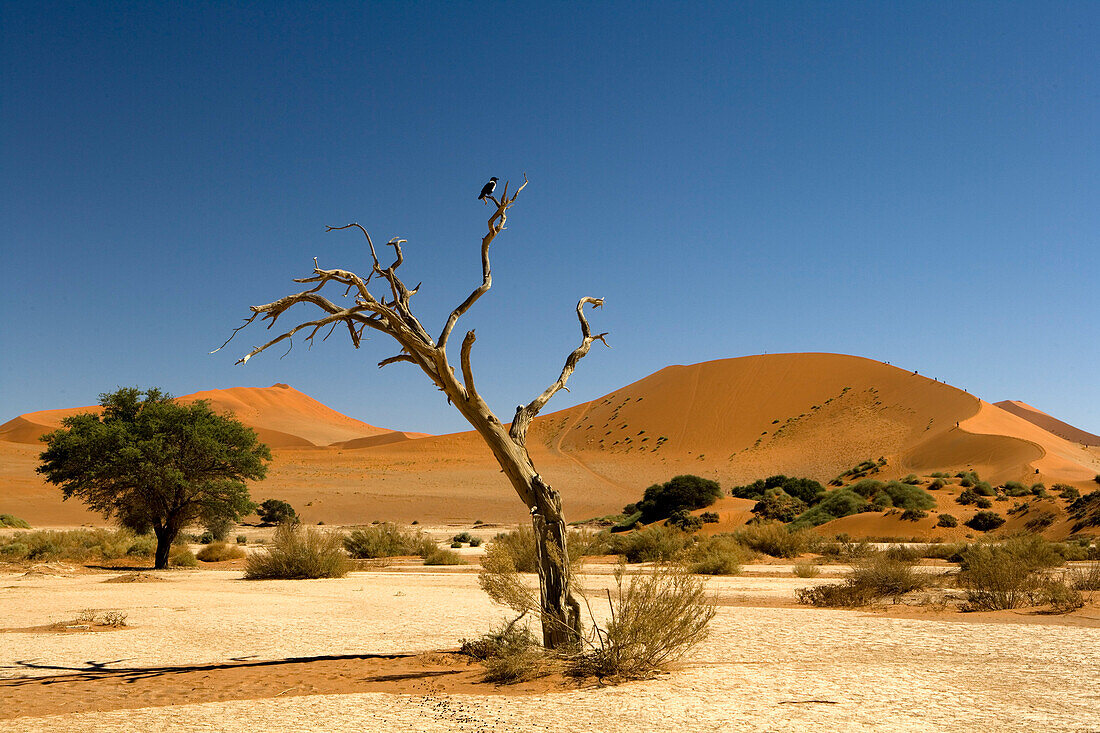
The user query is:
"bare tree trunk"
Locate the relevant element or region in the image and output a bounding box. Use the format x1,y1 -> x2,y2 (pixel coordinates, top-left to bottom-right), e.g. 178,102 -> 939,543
153,526 -> 172,570
216,176 -> 606,648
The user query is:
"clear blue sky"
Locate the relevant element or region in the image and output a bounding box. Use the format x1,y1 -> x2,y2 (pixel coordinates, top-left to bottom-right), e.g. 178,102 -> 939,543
2,1 -> 1098,435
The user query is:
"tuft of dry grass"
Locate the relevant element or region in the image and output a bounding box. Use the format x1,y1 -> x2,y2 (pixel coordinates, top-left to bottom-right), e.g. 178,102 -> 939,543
244,523 -> 352,579
196,542 -> 246,562
733,522 -> 812,558
684,535 -> 749,575
568,563 -> 716,680
797,551 -> 930,607
343,523 -> 435,559
423,547 -> 467,566
793,560 -> 821,578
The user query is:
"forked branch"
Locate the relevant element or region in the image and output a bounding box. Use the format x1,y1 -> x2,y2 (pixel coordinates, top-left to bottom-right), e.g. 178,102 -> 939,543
510,297 -> 609,443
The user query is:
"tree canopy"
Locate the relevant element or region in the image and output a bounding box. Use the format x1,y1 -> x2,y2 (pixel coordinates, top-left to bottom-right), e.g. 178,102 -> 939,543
634,475 -> 723,524
38,387 -> 270,568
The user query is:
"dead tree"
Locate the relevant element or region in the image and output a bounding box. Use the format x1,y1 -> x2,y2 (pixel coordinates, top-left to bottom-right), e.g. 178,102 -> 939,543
215,176 -> 606,648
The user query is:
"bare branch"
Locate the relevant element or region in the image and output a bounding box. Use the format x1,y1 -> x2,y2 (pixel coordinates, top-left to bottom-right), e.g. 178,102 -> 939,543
438,174 -> 528,350
460,330 -> 478,400
378,354 -> 416,369
510,297 -> 608,444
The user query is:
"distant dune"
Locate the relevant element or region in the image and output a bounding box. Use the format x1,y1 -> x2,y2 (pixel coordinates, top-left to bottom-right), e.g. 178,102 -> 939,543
0,383 -> 414,449
3,354 -> 1099,528
994,400 -> 1100,447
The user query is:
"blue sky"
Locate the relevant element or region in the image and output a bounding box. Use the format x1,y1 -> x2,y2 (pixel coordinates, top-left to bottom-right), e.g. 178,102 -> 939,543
2,1 -> 1098,435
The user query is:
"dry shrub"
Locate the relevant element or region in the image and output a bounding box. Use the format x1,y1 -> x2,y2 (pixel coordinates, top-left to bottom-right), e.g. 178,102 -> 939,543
569,528 -> 611,557
244,523 -> 352,579
169,547 -> 198,567
1035,578 -> 1084,614
733,522 -> 811,558
1070,561 -> 1100,591
793,560 -> 821,578
797,551 -> 929,607
488,526 -> 538,572
460,615 -> 556,683
607,525 -> 693,563
569,563 -> 716,680
343,523 -> 435,559
196,542 -> 246,562
684,535 -> 748,575
957,535 -> 1065,611
0,528 -> 155,563
423,547 -> 466,565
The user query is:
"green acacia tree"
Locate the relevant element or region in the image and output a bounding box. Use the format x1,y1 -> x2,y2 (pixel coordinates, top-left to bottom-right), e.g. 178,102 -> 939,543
37,387 -> 271,569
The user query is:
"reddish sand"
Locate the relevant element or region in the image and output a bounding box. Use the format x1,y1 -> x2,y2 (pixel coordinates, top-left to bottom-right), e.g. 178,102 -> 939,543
3,353 -> 1099,529
995,400 -> 1100,447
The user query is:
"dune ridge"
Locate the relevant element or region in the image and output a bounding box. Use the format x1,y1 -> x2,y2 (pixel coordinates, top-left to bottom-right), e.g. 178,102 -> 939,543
3,353 -> 1099,528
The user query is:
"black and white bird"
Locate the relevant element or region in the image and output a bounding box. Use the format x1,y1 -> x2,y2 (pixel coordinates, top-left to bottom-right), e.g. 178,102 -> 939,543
478,177 -> 498,204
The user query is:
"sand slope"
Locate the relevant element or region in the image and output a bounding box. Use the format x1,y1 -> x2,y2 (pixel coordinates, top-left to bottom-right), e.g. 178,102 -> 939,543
994,400 -> 1100,447
4,354 -> 1099,527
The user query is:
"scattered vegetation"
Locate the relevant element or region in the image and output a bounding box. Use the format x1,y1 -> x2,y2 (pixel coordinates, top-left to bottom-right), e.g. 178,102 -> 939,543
0,514 -> 30,529
936,514 -> 958,528
0,528 -> 155,563
244,523 -> 352,579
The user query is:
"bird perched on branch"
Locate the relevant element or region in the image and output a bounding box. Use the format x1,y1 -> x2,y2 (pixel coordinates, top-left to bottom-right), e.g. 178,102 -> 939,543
478,177 -> 498,204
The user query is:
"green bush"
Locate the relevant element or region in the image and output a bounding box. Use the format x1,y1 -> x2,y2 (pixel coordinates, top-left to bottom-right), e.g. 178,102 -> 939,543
901,474 -> 920,485
196,542 -> 246,562
699,511 -> 719,524
936,514 -> 958,528
257,499 -> 298,526
929,478 -> 946,490
236,535 -> 248,544
792,489 -> 867,527
452,532 -> 475,544
733,522 -> 810,558
957,489 -> 979,505
751,489 -> 807,522
1002,481 -> 1029,497
973,481 -> 995,496
635,475 -> 722,523
0,514 -> 30,529
1053,484 -> 1079,501
731,475 -> 825,504
665,510 -> 704,532
900,509 -> 927,521
974,497 -> 992,509
343,523 -> 436,559
244,524 -> 352,579
966,511 -> 1005,532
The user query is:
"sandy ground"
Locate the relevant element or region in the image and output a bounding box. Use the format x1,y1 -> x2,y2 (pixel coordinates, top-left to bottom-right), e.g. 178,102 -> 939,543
2,565 -> 1099,732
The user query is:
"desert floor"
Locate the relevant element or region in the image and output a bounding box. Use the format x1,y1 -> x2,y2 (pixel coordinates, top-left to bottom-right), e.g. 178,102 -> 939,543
2,558 -> 1099,733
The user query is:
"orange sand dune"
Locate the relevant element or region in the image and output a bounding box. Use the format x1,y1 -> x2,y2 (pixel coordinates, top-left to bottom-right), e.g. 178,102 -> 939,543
0,383 -> 413,449
994,400 -> 1100,447
4,354 -> 1098,529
